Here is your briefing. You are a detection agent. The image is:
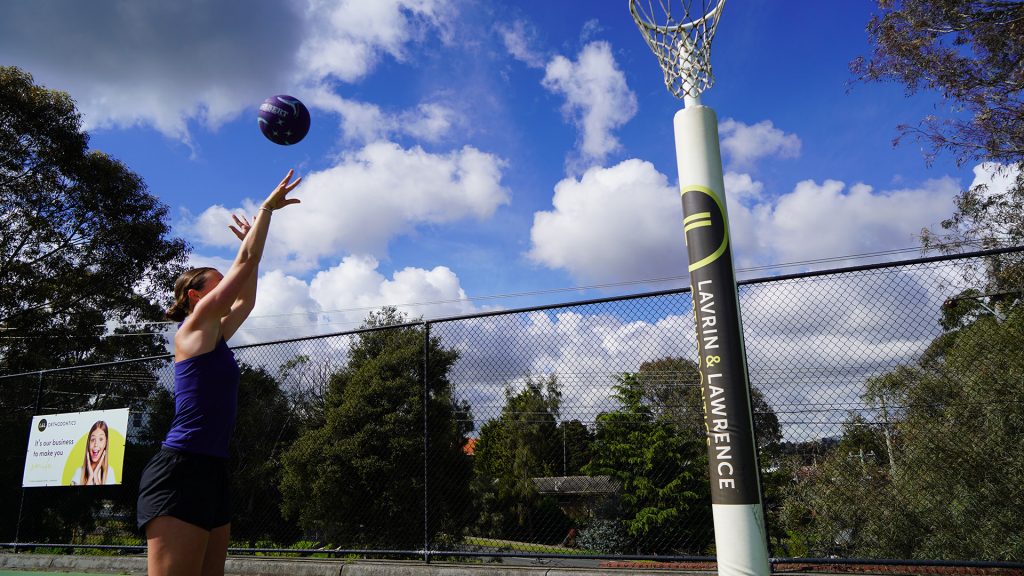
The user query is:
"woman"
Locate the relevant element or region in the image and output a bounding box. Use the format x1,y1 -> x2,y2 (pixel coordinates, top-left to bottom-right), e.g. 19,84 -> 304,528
72,421 -> 117,485
137,170 -> 301,576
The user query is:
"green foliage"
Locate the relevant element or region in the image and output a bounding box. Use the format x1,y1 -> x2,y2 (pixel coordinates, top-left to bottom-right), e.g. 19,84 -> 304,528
471,375 -> 571,544
0,66 -> 188,373
557,419 -> 594,476
632,357 -> 784,551
585,372 -> 707,554
853,0 -> 1024,169
781,302 -> 1024,561
854,1 -> 1024,284
279,307 -> 473,549
231,364 -> 300,544
576,518 -> 631,554
0,65 -> 186,543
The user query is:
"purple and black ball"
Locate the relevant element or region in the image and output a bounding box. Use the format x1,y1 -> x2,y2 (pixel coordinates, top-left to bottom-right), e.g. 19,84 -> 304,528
257,95 -> 310,146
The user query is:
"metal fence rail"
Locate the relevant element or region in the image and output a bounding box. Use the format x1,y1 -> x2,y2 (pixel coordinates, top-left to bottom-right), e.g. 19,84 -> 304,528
1,247 -> 1022,566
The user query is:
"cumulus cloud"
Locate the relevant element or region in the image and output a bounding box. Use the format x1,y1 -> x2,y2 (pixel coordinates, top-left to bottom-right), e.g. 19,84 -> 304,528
310,255 -> 475,319
222,255 -> 478,345
441,308 -> 698,423
529,159 -> 963,284
739,177 -> 960,266
724,171 -> 765,204
542,41 -> 637,166
0,1 -> 454,141
0,2 -> 304,140
528,159 -> 688,285
298,0 -> 454,84
441,262 -> 953,441
719,118 -> 801,170
185,141 -> 509,272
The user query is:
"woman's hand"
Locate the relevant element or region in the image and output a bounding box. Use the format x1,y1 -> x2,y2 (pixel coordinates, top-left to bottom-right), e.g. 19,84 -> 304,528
261,169 -> 302,212
229,214 -> 252,241
85,461 -> 99,485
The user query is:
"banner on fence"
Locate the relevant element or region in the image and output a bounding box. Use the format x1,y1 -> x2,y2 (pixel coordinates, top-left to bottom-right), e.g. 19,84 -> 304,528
22,408 -> 129,487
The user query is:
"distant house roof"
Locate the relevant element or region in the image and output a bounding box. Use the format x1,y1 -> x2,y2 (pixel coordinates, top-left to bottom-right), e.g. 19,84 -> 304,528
463,437 -> 477,456
532,475 -> 621,495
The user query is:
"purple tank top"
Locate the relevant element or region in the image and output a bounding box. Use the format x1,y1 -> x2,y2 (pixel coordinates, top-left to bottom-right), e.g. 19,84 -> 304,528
163,337 -> 240,458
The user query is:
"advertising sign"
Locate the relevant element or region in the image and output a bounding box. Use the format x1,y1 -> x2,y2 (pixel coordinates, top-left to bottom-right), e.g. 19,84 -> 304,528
22,408 -> 129,487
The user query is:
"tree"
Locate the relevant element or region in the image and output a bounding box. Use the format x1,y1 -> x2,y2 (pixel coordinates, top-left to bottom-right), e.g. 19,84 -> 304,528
0,66 -> 188,371
556,419 -> 594,477
470,375 -> 571,544
628,357 -> 786,552
853,1 -> 1024,287
279,307 -> 473,549
230,364 -> 300,545
781,302 -> 1024,561
0,66 -> 187,542
634,357 -> 783,463
585,373 -> 708,554
854,0 -> 1024,168
276,353 -> 341,430
849,9 -> 1024,558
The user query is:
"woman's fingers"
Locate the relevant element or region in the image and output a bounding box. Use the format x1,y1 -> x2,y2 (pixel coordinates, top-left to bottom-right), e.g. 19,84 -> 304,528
229,213 -> 252,240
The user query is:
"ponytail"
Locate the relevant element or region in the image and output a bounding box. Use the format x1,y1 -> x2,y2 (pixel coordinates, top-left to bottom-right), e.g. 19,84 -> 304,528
165,301 -> 189,322
167,267 -> 217,322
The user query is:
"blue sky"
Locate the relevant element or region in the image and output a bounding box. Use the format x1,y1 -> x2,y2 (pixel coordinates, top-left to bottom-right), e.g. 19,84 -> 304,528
1,0 -> 1014,342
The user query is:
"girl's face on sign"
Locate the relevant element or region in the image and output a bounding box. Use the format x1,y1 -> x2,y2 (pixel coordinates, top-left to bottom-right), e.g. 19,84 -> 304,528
89,429 -> 107,463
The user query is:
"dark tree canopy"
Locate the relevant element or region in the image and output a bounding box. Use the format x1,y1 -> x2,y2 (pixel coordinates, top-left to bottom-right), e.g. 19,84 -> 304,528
0,66 -> 187,542
470,375 -> 571,544
279,307 -> 473,548
0,65 -> 189,373
585,372 -> 709,554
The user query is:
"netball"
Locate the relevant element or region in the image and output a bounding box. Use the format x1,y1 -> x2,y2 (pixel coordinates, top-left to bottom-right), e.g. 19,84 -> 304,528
257,95 -> 311,146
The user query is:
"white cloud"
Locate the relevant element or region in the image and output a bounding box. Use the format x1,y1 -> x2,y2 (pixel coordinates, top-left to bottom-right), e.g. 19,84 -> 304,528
310,255 -> 476,320
719,118 -> 801,170
970,162 -> 1021,198
542,41 -> 637,166
218,255 -> 478,345
0,1 -> 455,141
529,160 -> 962,284
501,20 -> 546,68
183,142 -> 508,273
298,0 -> 454,84
528,159 -> 688,285
724,171 -> 765,204
745,177 -> 959,265
443,309 -> 698,423
309,88 -> 460,145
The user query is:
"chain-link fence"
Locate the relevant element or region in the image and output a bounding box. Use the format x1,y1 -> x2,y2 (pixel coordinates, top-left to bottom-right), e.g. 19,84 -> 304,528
1,248 -> 1022,566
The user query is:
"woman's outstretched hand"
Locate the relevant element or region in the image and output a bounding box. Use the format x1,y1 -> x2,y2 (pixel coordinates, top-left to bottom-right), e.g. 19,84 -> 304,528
229,214 -> 252,241
261,169 -> 302,212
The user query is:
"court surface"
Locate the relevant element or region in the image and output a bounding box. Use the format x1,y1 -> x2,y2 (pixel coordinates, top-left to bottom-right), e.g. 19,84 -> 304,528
0,572 -> 118,576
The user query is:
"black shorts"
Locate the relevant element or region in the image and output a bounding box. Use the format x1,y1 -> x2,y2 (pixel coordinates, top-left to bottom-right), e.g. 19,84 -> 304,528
137,447 -> 231,532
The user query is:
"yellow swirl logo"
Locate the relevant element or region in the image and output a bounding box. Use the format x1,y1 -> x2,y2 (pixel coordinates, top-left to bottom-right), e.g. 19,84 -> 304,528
681,185 -> 729,272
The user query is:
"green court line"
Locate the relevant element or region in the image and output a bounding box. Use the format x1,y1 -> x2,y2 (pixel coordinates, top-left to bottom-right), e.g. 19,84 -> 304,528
0,572 -> 122,576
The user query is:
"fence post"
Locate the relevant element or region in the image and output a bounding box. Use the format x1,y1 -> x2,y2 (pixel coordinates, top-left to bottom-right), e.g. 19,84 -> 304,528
14,371 -> 44,551
422,321 -> 430,563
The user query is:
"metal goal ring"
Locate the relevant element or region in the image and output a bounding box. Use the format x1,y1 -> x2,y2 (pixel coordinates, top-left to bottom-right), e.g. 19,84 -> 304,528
628,0 -> 725,34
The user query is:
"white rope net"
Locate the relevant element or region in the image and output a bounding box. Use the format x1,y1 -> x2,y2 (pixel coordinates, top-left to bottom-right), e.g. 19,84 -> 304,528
629,0 -> 725,101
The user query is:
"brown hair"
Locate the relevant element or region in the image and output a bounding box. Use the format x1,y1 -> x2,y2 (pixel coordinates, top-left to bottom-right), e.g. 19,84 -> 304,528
165,267 -> 217,322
